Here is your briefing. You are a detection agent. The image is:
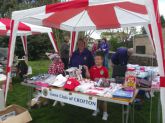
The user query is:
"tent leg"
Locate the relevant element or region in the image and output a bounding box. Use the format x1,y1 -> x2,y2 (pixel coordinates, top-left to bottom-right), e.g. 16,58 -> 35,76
48,32 -> 58,53
69,31 -> 76,57
146,1 -> 165,122
122,105 -> 130,123
73,32 -> 79,52
157,94 -> 161,123
5,20 -> 19,102
161,88 -> 165,123
21,36 -> 28,56
21,36 -> 28,63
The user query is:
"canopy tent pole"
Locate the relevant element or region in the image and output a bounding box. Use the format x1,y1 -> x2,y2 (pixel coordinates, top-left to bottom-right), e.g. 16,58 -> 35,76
21,35 -> 28,63
145,24 -> 160,123
161,87 -> 165,123
21,35 -> 28,55
148,25 -> 156,50
144,25 -> 155,52
21,35 -> 28,58
69,31 -> 76,57
145,1 -> 165,123
48,32 -> 59,53
5,20 -> 19,101
152,1 -> 165,123
73,32 -> 79,52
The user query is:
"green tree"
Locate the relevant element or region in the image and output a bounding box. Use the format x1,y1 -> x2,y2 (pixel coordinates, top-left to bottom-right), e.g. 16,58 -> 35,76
161,15 -> 165,28
110,36 -> 122,51
101,27 -> 136,48
0,0 -> 15,17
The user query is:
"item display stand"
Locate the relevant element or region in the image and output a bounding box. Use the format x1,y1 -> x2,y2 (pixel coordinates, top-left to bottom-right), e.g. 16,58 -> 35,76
20,64 -> 160,123
21,81 -> 139,123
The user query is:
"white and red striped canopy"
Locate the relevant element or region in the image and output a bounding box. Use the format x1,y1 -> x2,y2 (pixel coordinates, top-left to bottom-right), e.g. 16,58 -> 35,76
0,18 -> 52,36
13,0 -> 150,31
0,18 -> 59,56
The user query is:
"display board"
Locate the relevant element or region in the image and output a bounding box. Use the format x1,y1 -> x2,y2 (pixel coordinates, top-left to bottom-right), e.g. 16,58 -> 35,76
41,87 -> 97,110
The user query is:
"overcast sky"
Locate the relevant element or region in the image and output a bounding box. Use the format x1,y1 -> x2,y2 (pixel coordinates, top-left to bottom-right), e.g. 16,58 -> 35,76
159,0 -> 165,16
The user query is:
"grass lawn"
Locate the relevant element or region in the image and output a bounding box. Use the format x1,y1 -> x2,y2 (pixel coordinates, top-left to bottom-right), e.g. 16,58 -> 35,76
7,60 -> 162,123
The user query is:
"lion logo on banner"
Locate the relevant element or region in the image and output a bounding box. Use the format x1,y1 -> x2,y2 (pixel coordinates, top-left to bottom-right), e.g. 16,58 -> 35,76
43,89 -> 48,97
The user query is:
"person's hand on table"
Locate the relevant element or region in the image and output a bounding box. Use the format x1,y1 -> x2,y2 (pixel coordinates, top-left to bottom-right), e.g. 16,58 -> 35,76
83,65 -> 90,79
83,65 -> 88,71
103,49 -> 106,51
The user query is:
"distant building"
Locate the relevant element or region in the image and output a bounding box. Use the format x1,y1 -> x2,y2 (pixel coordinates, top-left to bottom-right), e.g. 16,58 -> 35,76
133,34 -> 154,55
133,28 -> 165,56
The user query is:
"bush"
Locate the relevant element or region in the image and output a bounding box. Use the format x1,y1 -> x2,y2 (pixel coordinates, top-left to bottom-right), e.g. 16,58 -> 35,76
0,33 -> 63,60
110,36 -> 122,51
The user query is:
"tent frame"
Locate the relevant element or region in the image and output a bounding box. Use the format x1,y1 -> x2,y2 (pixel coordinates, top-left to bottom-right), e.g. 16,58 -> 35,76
5,0 -> 165,123
1,20 -> 59,102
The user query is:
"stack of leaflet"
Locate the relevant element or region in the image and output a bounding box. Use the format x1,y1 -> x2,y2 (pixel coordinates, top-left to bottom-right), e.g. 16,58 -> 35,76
85,87 -> 106,96
104,83 -> 122,97
75,83 -> 94,93
127,64 -> 159,88
43,75 -> 57,85
84,83 -> 123,97
113,90 -> 134,99
27,74 -> 51,84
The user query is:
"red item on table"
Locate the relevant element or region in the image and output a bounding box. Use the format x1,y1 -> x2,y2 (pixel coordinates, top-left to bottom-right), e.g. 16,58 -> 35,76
64,78 -> 80,91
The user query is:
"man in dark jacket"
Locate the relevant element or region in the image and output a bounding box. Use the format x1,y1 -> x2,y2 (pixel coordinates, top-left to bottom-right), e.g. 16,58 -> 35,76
110,47 -> 133,66
110,47 -> 134,78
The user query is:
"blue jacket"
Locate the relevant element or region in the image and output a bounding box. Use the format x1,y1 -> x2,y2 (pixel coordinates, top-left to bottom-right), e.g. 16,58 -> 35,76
111,48 -> 128,66
99,42 -> 110,54
70,48 -> 94,68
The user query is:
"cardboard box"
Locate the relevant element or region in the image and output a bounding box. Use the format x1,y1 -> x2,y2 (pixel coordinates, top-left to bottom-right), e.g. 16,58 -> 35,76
0,105 -> 32,123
